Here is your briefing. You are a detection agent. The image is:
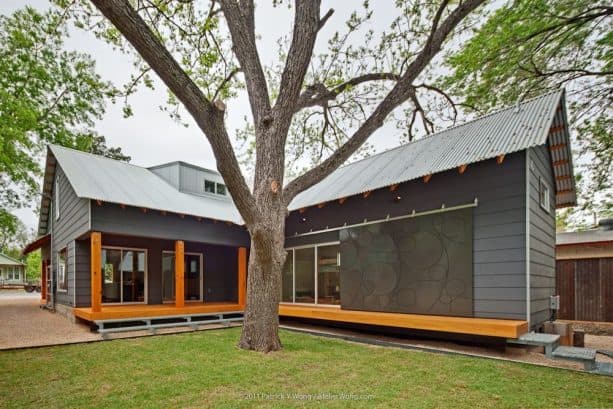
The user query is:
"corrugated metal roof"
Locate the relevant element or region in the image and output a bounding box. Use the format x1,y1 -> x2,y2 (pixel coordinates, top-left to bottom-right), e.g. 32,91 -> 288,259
557,230 -> 613,246
289,89 -> 575,210
0,253 -> 25,266
48,145 -> 243,224
34,89 -> 575,235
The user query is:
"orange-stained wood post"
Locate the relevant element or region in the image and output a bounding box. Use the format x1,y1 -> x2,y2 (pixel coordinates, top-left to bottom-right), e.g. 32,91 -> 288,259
91,232 -> 102,312
41,259 -> 47,301
175,240 -> 185,308
238,247 -> 247,307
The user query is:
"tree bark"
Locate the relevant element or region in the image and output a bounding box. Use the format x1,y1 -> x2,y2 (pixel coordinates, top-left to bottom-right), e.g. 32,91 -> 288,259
239,209 -> 286,352
89,0 -> 486,354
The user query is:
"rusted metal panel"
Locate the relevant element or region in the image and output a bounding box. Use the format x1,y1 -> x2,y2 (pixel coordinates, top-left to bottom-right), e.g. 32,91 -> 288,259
556,257 -> 613,322
602,258 -> 613,322
575,259 -> 601,321
556,259 -> 575,320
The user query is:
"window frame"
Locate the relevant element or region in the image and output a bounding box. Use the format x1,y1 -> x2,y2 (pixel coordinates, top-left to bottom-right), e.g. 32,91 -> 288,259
57,248 -> 68,292
216,183 -> 226,195
55,175 -> 60,220
539,177 -> 551,213
101,246 -> 148,305
204,179 -> 216,194
281,241 -> 341,306
161,250 -> 204,303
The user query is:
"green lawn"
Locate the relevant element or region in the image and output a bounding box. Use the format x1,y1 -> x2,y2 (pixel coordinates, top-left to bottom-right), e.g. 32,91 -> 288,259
1,328 -> 611,408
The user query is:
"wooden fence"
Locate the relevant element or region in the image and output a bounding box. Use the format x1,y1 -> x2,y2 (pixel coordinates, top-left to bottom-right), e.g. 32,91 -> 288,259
556,258 -> 613,322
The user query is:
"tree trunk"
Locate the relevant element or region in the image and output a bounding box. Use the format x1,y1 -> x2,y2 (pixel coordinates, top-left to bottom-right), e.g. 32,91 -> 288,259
238,212 -> 286,352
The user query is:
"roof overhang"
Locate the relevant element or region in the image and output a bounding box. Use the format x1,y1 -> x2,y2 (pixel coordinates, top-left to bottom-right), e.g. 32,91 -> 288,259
22,234 -> 51,255
37,147 -> 57,236
548,90 -> 577,208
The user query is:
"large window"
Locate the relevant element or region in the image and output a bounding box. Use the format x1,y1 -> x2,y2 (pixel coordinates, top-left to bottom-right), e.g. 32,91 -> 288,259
295,248 -> 315,303
101,247 -> 146,304
162,252 -> 203,302
281,251 -> 293,302
282,243 -> 340,305
57,248 -> 67,291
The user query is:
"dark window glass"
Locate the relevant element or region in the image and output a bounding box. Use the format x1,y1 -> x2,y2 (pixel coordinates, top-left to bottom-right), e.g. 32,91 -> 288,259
317,245 -> 340,305
281,250 -> 293,302
216,183 -> 226,195
294,248 -> 315,303
204,180 -> 216,193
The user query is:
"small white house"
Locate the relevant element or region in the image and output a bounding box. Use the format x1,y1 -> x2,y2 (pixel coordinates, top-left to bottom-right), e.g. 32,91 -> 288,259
0,253 -> 26,285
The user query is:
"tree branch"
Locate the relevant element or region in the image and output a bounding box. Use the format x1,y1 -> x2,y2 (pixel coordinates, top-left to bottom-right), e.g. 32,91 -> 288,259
219,0 -> 271,125
273,0 -> 322,132
283,0 -> 486,204
296,72 -> 402,110
90,0 -> 257,225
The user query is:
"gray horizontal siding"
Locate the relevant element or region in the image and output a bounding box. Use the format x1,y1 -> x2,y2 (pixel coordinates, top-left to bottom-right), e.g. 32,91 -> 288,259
91,204 -> 249,247
286,151 -> 528,320
52,165 -> 90,307
74,239 -> 91,307
528,144 -> 556,327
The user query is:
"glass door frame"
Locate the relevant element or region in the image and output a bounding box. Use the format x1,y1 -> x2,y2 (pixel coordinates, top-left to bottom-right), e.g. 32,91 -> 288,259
101,246 -> 148,305
281,241 -> 341,307
161,251 -> 204,303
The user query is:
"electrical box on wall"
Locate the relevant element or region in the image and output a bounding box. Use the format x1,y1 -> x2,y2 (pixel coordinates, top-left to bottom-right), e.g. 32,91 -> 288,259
550,295 -> 560,310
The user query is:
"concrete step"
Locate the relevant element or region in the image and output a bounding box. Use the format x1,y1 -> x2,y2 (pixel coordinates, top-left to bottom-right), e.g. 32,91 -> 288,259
507,332 -> 560,357
592,362 -> 613,377
552,346 -> 597,371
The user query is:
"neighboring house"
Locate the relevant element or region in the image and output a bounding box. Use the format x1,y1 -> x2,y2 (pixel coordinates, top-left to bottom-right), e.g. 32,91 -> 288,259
23,89 -> 576,340
556,220 -> 613,322
0,253 -> 26,286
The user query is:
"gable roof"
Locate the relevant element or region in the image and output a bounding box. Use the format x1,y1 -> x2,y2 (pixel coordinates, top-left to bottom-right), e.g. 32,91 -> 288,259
37,145 -> 243,235
0,253 -> 25,266
288,89 -> 576,211
35,90 -> 576,235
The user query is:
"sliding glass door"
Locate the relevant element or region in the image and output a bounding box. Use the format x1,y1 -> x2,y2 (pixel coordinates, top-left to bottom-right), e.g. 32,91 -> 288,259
282,243 -> 340,305
101,247 -> 147,304
162,252 -> 203,302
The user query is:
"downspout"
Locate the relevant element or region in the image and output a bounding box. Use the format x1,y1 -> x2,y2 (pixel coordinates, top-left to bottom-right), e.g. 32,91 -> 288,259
525,150 -> 531,329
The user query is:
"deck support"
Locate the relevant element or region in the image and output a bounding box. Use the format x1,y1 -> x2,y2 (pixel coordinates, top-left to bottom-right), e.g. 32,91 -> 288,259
238,247 -> 247,307
91,232 -> 102,313
175,240 -> 185,308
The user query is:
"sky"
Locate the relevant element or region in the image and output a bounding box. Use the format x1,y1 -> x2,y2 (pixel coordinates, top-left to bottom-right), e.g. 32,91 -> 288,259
2,1 -> 439,232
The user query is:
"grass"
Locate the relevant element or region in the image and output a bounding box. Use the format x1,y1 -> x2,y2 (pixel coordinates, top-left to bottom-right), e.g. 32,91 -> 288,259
1,328 -> 611,408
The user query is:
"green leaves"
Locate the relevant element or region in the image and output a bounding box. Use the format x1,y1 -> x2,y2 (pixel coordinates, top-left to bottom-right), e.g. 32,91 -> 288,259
0,7 -> 129,242
442,0 -> 612,225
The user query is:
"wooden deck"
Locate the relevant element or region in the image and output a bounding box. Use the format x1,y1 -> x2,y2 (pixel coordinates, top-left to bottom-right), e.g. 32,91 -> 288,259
279,304 -> 528,339
73,302 -> 243,321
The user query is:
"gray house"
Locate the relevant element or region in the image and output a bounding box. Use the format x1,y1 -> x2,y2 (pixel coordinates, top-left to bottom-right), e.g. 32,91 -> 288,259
0,253 -> 26,286
24,89 -> 575,339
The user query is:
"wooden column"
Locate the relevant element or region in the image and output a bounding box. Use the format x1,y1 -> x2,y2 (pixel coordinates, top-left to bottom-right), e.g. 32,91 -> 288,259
91,232 -> 102,313
175,240 -> 185,308
41,259 -> 47,301
238,247 -> 247,307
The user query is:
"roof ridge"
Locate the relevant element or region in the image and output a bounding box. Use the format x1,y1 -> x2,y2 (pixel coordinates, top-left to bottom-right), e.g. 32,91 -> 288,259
49,144 -> 149,171
329,89 -> 563,172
